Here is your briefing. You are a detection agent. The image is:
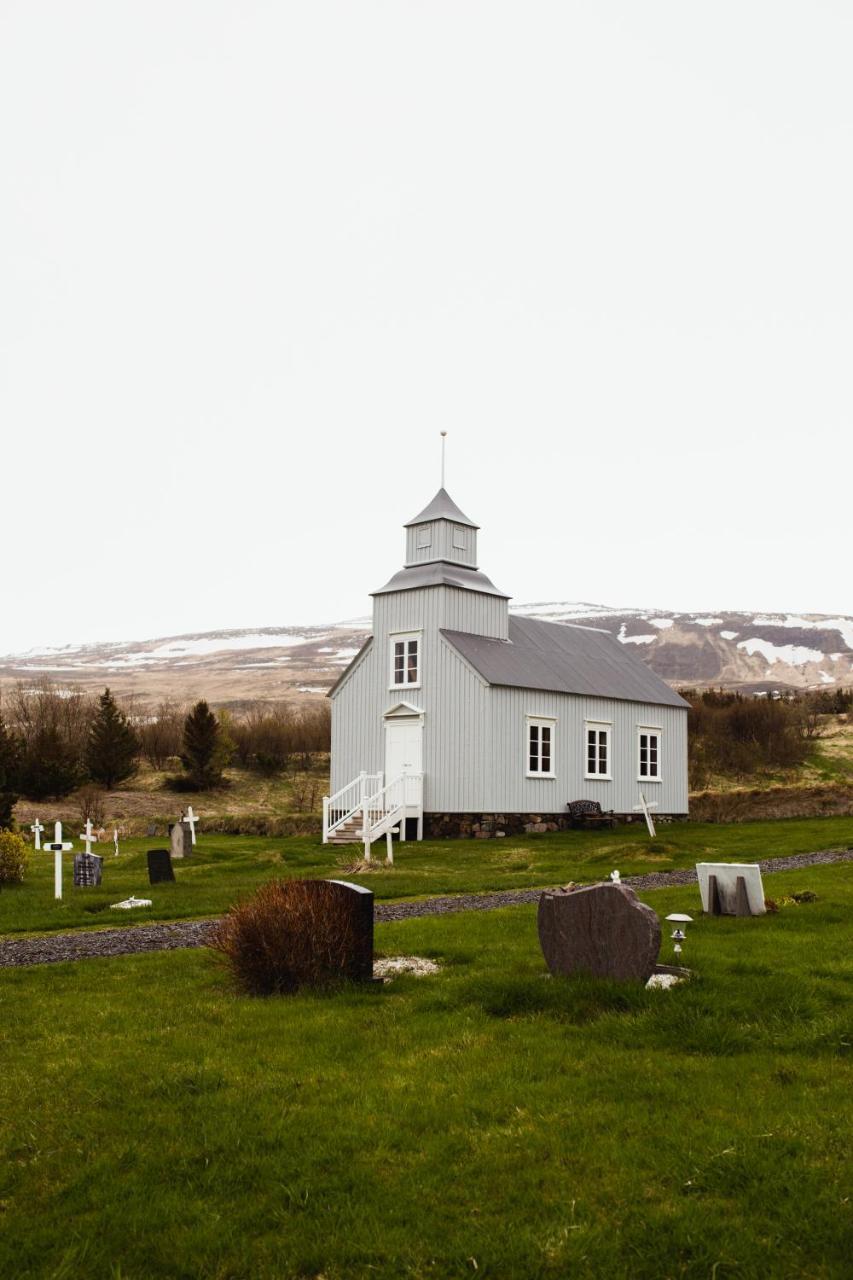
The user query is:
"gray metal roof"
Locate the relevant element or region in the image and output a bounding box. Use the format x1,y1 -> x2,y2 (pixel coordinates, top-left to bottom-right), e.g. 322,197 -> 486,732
404,488 -> 479,529
373,562 -> 509,598
441,616 -> 690,708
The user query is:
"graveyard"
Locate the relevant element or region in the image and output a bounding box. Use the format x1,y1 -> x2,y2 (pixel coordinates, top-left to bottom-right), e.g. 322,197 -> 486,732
0,852 -> 850,1277
1,814 -> 852,937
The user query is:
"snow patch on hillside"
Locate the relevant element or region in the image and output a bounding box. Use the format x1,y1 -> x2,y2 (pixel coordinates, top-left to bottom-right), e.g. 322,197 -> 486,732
737,638 -> 825,666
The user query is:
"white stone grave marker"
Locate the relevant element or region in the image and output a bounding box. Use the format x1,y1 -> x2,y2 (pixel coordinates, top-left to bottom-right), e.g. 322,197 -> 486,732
183,806 -> 198,845
45,821 -> 73,900
79,818 -> 98,855
633,791 -> 658,838
113,828 -> 120,856
696,863 -> 766,916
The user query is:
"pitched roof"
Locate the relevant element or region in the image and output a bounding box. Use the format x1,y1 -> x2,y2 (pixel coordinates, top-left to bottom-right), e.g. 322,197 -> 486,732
373,562 -> 509,598
404,488 -> 479,529
326,636 -> 373,696
441,616 -> 689,708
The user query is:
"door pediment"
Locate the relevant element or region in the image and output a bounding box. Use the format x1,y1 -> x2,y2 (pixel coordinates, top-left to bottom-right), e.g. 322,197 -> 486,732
384,701 -> 425,719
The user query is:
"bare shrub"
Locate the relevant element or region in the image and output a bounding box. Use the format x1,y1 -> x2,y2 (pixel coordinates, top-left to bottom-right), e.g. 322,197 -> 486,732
293,703 -> 331,769
139,699 -> 184,770
210,878 -> 359,995
290,774 -> 319,813
9,680 -> 92,798
231,703 -> 295,775
76,783 -> 106,828
0,830 -> 29,884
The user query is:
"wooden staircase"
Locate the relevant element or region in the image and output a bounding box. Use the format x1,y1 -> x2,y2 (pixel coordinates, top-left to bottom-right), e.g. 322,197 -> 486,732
322,771 -> 424,859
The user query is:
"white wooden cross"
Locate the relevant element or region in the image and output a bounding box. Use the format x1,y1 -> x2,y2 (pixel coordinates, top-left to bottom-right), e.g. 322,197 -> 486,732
183,806 -> 198,845
633,791 -> 659,839
30,818 -> 45,850
45,821 -> 73,900
79,818 -> 98,855
113,827 -> 120,856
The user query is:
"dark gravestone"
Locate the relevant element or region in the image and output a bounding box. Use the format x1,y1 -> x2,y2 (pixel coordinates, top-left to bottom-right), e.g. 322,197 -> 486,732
147,849 -> 175,885
538,882 -> 661,983
324,880 -> 374,981
169,821 -> 192,860
73,853 -> 104,888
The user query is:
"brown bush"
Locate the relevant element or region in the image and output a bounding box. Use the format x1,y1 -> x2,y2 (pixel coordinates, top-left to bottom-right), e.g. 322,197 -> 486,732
210,878 -> 360,995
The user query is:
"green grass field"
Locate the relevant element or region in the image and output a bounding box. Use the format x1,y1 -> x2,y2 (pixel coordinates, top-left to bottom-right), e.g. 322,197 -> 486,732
2,815 -> 852,937
1,862 -> 851,1278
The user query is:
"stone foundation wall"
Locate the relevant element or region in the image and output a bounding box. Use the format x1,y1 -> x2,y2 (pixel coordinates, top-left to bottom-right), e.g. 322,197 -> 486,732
425,813 -> 573,839
423,813 -> 678,838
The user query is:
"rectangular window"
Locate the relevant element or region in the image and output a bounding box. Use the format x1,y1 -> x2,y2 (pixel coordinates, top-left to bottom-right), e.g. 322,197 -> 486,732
416,526 -> 432,548
527,717 -> 556,776
638,728 -> 661,780
452,525 -> 467,550
390,633 -> 420,688
585,722 -> 611,778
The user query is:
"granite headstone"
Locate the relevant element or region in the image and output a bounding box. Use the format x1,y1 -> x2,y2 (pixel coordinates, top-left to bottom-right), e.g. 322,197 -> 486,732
147,849 -> 176,885
73,853 -> 104,888
169,821 -> 192,860
538,882 -> 661,983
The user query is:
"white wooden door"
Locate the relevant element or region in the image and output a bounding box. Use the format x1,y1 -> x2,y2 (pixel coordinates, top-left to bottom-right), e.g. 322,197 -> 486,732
385,719 -> 422,782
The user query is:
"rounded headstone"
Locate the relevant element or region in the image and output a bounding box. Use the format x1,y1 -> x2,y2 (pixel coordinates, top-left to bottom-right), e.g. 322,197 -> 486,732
538,882 -> 661,983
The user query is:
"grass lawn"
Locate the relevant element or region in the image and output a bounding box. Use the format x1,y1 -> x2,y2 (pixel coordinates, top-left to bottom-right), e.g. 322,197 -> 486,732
1,863 -> 851,1278
1,815 -> 852,938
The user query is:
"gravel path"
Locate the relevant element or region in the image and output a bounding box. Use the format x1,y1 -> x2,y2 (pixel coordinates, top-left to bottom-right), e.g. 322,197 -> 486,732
1,847 -> 850,970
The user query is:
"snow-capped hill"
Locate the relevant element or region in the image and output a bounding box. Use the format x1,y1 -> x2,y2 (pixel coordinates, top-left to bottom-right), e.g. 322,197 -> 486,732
1,606 -> 850,707
512,604 -> 853,691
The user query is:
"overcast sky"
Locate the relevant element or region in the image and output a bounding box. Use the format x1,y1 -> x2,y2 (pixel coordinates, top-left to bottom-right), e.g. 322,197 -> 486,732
2,2 -> 851,653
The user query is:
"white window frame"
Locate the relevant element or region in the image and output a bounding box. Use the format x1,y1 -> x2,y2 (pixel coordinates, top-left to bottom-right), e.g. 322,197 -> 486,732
585,720 -> 612,780
416,526 -> 432,548
452,525 -> 467,550
389,631 -> 421,691
637,725 -> 662,783
526,715 -> 556,778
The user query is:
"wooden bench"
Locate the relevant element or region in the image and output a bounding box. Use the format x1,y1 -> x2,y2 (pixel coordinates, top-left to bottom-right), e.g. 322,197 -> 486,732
566,799 -> 616,830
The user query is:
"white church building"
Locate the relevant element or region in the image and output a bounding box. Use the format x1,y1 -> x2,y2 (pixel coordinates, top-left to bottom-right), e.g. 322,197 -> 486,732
324,488 -> 688,845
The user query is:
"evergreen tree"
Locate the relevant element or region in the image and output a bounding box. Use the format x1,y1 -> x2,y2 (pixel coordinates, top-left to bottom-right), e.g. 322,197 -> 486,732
0,711 -> 21,829
180,700 -> 224,789
18,725 -> 80,800
85,688 -> 140,789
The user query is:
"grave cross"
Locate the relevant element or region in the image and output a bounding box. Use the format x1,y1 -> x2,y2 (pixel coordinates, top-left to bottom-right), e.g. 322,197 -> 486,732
79,818 -> 98,855
183,806 -> 198,845
633,791 -> 659,839
113,828 -> 120,856
45,821 -> 73,900
30,818 -> 45,850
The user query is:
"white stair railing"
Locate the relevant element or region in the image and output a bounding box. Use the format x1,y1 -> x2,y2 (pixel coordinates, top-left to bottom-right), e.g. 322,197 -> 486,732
323,771 -> 382,842
359,772 -> 423,860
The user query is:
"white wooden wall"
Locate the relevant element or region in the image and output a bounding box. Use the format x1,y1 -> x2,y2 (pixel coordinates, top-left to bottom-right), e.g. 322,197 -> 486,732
330,583 -> 689,815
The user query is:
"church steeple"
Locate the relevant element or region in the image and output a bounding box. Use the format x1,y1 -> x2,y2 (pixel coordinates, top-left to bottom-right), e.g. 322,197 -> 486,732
403,487 -> 479,569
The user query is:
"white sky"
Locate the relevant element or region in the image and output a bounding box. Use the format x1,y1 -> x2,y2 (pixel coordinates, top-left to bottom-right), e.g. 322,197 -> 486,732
2,2 -> 851,653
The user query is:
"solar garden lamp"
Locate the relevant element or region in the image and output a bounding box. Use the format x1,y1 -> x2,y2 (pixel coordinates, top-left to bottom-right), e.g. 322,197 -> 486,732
665,912 -> 693,962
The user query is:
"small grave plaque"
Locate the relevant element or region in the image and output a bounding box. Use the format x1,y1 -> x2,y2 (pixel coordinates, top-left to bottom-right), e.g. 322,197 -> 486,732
73,853 -> 104,888
147,849 -> 175,885
146,823 -> 158,838
538,882 -> 661,983
696,863 -> 766,916
169,821 -> 192,860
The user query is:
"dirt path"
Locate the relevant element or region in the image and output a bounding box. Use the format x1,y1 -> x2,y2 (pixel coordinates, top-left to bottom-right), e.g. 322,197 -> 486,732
1,848 -> 850,970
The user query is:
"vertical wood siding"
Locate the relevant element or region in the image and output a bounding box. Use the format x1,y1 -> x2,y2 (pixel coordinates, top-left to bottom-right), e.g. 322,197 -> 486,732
331,584 -> 688,814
